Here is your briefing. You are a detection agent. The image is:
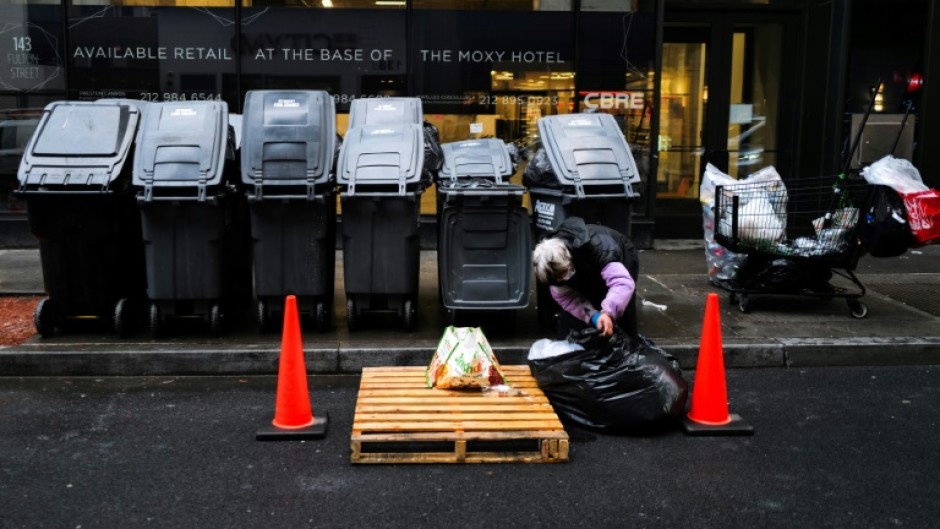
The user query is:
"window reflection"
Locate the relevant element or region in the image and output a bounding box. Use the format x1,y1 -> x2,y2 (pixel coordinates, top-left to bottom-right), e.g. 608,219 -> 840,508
73,1 -> 235,5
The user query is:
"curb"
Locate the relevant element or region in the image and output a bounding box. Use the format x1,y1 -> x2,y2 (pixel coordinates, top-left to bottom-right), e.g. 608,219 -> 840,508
2,338 -> 939,376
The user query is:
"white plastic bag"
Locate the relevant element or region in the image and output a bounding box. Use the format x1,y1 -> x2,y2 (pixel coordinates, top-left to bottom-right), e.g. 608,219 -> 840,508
527,338 -> 584,361
737,191 -> 784,245
861,155 -> 928,194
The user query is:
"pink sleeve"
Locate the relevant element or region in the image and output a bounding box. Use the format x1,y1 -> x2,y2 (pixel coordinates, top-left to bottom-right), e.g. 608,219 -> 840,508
550,285 -> 597,324
599,262 -> 635,319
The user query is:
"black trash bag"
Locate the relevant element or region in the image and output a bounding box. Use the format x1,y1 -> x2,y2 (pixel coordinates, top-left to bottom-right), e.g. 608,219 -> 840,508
528,328 -> 688,433
422,121 -> 443,186
735,256 -> 832,293
504,141 -> 520,173
522,148 -> 563,189
332,133 -> 343,182
858,185 -> 914,257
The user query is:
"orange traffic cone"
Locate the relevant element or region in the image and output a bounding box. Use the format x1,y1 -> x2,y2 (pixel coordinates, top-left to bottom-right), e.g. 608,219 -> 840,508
257,295 -> 329,440
681,293 -> 753,436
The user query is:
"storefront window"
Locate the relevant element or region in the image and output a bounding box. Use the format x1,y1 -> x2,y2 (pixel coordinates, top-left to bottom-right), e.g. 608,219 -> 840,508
242,0 -> 402,7
578,5 -> 656,214
412,0 -> 570,10
74,1 -> 234,5
0,1 -> 64,214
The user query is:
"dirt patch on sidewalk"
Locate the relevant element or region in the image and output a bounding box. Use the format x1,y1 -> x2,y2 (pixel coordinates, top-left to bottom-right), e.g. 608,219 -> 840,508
0,297 -> 39,346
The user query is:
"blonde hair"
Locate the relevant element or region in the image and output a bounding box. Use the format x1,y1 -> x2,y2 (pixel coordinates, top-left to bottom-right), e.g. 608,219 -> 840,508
532,238 -> 572,284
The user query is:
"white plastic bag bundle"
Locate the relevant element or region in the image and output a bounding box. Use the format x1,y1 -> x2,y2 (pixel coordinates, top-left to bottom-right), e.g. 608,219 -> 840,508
737,191 -> 784,245
861,156 -> 927,194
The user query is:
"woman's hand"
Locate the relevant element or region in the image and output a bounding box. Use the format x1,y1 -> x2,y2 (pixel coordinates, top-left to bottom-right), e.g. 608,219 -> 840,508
595,312 -> 614,337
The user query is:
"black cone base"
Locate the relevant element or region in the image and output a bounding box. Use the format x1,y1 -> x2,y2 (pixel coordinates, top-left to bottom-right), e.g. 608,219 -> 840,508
681,413 -> 753,436
256,412 -> 329,441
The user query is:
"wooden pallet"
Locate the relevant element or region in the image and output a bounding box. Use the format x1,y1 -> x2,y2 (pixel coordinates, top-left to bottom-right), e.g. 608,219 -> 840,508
351,365 -> 569,464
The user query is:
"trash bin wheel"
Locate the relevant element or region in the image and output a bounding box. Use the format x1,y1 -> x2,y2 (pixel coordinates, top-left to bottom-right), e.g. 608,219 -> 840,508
149,302 -> 162,339
315,301 -> 329,332
346,297 -> 358,332
114,298 -> 132,338
210,304 -> 223,337
848,299 -> 868,319
257,300 -> 271,334
34,298 -> 57,338
402,298 -> 416,332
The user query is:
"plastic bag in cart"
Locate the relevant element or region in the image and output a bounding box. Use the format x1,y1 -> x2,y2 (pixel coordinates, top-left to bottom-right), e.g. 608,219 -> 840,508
860,156 -> 928,194
700,164 -> 787,279
527,328 -> 688,433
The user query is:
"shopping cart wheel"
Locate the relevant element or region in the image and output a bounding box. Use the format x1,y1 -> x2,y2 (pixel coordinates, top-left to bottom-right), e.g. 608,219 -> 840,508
209,304 -> 223,337
403,299 -> 416,332
848,300 -> 869,319
114,298 -> 132,338
346,297 -> 358,332
149,302 -> 162,339
738,294 -> 751,313
257,300 -> 271,334
34,297 -> 57,338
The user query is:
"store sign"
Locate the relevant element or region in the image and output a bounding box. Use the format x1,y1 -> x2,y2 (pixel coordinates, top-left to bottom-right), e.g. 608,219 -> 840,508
67,6 -> 237,102
0,5 -> 64,92
580,91 -> 645,110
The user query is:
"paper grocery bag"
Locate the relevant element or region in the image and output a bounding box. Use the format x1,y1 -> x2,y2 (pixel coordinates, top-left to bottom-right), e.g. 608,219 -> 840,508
426,326 -> 507,389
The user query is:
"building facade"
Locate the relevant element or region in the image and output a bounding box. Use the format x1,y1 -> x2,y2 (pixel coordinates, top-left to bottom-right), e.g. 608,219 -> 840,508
1,0 -> 936,248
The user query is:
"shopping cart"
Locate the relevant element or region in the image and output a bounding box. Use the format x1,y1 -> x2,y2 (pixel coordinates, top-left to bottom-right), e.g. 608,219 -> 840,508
712,173 -> 874,318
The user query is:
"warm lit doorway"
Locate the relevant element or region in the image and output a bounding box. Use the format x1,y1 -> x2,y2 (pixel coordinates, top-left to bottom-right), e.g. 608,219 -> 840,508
655,11 -> 800,238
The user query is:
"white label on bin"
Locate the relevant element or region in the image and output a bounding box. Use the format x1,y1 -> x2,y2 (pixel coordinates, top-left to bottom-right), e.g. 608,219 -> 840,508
460,142 -> 481,148
274,99 -> 300,108
534,199 -> 556,230
370,128 -> 395,135
567,118 -> 593,127
469,123 -> 483,134
374,104 -> 397,111
170,108 -> 197,117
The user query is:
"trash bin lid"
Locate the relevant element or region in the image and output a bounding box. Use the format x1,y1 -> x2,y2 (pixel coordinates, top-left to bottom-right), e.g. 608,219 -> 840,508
240,90 -> 336,188
133,101 -> 229,187
348,97 -> 422,128
536,113 -> 641,196
439,139 -> 514,183
336,123 -> 425,190
18,100 -> 141,188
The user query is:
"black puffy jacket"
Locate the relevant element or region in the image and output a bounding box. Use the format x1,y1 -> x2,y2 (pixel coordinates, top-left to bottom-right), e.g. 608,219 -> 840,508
551,217 -> 639,309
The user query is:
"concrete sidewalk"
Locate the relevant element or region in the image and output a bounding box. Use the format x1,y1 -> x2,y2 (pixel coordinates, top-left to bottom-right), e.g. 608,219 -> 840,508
2,243 -> 940,375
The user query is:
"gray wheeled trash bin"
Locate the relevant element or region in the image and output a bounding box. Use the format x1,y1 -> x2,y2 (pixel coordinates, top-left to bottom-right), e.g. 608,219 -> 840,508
133,101 -> 243,337
337,106 -> 427,331
436,139 -> 530,324
523,113 -> 642,334
241,90 -> 337,333
16,100 -> 146,337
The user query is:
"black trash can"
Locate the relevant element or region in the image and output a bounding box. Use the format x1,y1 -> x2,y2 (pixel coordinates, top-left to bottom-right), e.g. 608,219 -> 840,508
523,113 -> 642,334
241,90 -> 338,333
436,139 -> 530,323
337,101 -> 427,331
15,100 -> 146,337
132,101 -> 243,337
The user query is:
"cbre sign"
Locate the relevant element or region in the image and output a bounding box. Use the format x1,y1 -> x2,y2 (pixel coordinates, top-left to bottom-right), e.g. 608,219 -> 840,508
580,91 -> 645,110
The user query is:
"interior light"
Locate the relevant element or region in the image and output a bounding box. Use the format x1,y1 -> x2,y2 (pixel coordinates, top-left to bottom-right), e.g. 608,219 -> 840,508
321,0 -> 333,6
375,1 -> 406,5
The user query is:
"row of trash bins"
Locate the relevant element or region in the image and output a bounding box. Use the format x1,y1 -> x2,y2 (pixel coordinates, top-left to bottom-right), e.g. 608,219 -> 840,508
16,93 -> 641,337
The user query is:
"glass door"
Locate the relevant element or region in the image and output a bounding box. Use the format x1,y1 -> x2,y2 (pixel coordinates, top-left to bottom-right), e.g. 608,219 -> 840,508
655,13 -> 797,238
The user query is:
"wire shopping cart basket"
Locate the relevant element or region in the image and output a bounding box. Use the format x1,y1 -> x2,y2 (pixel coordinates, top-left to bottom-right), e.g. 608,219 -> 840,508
712,173 -> 875,318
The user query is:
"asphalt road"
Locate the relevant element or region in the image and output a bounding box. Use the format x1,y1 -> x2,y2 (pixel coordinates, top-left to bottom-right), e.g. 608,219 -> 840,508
2,366 -> 938,529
